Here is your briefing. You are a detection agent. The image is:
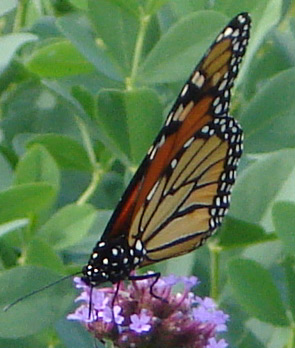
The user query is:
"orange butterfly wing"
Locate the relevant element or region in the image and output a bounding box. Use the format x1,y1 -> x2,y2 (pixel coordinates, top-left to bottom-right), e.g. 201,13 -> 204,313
102,13 -> 251,265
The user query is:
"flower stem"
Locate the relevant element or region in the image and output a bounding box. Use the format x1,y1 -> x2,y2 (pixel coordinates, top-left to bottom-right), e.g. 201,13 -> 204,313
209,242 -> 221,301
127,9 -> 150,90
75,116 -> 102,205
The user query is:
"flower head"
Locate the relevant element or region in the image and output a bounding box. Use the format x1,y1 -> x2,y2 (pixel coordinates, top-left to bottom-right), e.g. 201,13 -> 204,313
68,274 -> 229,348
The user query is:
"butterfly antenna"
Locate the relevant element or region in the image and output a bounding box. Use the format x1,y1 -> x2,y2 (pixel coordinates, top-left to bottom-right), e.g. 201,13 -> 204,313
4,271 -> 82,312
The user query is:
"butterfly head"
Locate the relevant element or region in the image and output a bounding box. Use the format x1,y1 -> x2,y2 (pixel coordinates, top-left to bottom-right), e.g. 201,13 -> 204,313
81,237 -> 147,286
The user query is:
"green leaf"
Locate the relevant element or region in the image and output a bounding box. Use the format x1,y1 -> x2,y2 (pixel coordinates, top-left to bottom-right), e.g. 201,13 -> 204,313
241,68 -> 295,153
0,33 -> 37,74
25,238 -> 65,273
68,0 -> 88,10
95,90 -> 131,160
88,0 -> 138,74
0,266 -> 74,338
37,203 -> 97,250
0,152 -> 13,191
238,0 -> 283,82
218,217 -> 276,249
281,257 -> 295,322
27,134 -> 92,171
0,219 -> 29,238
139,11 -> 228,83
14,144 -> 60,191
71,85 -> 95,119
95,88 -> 163,164
228,258 -> 288,326
145,0 -> 173,15
56,318 -> 94,348
273,201 -> 295,257
0,0 -> 17,17
230,150 -> 295,224
108,0 -> 140,17
57,13 -> 122,81
125,88 -> 163,164
0,183 -> 56,224
26,40 -> 94,78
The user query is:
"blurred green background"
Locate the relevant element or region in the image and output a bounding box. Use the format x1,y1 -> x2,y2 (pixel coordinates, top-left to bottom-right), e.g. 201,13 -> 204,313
0,0 -> 295,347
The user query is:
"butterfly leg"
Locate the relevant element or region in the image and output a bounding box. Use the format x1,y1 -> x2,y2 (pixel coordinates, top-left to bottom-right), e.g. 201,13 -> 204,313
88,285 -> 94,320
110,281 -> 121,333
128,272 -> 168,303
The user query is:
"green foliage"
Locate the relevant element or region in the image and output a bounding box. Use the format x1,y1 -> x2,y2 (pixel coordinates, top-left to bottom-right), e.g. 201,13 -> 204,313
0,0 -> 294,347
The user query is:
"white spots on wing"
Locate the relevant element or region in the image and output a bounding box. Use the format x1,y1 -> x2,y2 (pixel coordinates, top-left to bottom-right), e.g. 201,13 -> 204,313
213,97 -> 220,107
232,28 -> 240,37
184,137 -> 195,148
230,57 -> 236,66
216,33 -> 223,42
218,79 -> 227,91
192,71 -> 205,88
134,257 -> 140,264
209,128 -> 215,136
173,104 -> 184,121
102,258 -> 109,265
150,146 -> 157,160
147,180 -> 160,201
165,112 -> 174,125
201,125 -> 210,134
98,242 -> 105,248
242,39 -> 248,46
238,14 -> 246,23
215,104 -> 222,114
92,252 -> 98,259
135,239 -> 143,251
223,27 -> 233,37
159,135 -> 165,147
112,248 -> 119,256
233,42 -> 240,51
181,84 -> 189,97
171,158 -> 178,168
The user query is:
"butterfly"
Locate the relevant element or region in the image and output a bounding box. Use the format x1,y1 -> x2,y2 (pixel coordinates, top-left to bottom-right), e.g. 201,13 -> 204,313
81,13 -> 251,293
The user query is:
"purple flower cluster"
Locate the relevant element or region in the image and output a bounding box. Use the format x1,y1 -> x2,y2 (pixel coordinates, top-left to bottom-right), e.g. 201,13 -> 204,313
68,273 -> 229,348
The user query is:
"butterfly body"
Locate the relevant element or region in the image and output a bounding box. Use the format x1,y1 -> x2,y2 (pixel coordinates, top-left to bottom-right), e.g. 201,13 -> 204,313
82,12 -> 251,288
82,237 -> 146,285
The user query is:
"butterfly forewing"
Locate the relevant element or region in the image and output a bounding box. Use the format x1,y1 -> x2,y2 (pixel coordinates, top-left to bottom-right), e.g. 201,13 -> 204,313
102,13 -> 250,266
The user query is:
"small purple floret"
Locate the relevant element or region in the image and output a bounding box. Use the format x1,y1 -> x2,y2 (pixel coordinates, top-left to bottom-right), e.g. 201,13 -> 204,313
68,274 -> 229,347
130,309 -> 151,333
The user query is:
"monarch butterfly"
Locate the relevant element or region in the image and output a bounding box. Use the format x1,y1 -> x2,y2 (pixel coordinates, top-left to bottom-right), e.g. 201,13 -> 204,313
81,12 -> 251,293
4,13 -> 251,314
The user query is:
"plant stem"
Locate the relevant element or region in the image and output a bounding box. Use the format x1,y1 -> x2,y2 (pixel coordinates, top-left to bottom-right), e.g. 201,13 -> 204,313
127,9 -> 150,90
13,0 -> 28,32
209,242 -> 221,301
287,322 -> 295,348
75,116 -> 102,205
